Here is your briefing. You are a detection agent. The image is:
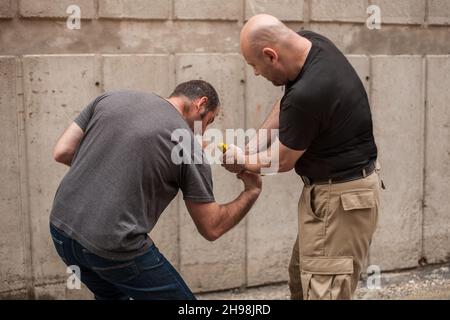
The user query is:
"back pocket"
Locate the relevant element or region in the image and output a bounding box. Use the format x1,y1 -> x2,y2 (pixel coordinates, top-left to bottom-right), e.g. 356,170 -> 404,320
91,261 -> 140,284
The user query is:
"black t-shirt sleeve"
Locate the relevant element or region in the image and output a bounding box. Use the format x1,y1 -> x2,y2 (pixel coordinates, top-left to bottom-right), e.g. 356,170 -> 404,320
279,92 -> 320,151
180,161 -> 215,203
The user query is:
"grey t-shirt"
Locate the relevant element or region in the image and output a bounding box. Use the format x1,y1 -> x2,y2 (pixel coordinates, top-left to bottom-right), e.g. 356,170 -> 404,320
50,90 -> 215,261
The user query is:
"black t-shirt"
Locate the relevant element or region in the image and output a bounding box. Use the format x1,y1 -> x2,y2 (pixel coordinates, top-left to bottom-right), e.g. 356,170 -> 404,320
279,30 -> 378,179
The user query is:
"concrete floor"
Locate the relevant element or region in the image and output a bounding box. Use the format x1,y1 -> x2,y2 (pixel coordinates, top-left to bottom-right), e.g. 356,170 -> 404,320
198,263 -> 450,300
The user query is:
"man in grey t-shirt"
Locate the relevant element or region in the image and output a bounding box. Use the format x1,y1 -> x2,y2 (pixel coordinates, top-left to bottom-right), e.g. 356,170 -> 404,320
50,80 -> 262,300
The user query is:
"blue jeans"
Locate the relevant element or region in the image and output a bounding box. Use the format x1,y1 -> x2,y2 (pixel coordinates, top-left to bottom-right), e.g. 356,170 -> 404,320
50,223 -> 196,300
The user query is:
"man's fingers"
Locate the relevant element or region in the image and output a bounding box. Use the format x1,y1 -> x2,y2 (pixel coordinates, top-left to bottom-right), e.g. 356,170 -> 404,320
237,170 -> 247,177
222,162 -> 245,174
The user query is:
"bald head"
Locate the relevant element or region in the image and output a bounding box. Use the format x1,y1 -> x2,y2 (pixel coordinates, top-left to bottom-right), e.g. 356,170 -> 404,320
240,14 -> 311,86
240,14 -> 295,57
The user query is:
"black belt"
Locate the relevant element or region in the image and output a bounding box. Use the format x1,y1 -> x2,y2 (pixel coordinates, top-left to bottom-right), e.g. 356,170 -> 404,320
301,161 -> 376,186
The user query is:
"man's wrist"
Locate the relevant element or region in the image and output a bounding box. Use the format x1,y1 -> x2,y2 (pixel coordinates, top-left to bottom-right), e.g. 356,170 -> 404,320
243,160 -> 262,174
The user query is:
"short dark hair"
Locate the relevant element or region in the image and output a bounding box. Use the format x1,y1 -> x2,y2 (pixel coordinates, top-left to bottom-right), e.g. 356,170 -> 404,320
169,80 -> 220,111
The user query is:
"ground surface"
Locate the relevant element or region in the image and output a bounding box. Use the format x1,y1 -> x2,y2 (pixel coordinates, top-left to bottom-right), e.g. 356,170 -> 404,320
197,263 -> 450,300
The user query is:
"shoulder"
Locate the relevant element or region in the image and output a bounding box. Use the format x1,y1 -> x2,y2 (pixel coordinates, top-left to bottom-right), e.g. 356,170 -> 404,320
298,30 -> 336,48
298,30 -> 319,39
99,90 -> 164,102
282,77 -> 331,109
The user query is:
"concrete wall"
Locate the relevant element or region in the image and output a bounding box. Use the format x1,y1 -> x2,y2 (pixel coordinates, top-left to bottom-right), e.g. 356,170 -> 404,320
0,0 -> 449,299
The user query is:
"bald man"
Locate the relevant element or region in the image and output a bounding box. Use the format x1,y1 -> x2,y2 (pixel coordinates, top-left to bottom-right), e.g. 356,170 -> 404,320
223,15 -> 383,300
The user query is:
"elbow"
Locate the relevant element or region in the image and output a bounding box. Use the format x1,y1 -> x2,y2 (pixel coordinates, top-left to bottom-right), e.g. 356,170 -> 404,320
194,205 -> 224,242
53,147 -> 71,164
53,149 -> 64,163
200,220 -> 223,242
202,228 -> 221,242
278,160 -> 294,173
278,166 -> 294,173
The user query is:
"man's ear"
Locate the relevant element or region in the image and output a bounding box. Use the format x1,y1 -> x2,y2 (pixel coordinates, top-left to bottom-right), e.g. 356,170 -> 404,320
197,96 -> 209,112
262,48 -> 278,63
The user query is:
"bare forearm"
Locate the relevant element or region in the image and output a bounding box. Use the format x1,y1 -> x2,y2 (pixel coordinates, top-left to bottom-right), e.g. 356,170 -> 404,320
261,99 -> 280,130
244,151 -> 273,174
247,100 -> 280,154
244,142 -> 305,174
213,189 -> 261,238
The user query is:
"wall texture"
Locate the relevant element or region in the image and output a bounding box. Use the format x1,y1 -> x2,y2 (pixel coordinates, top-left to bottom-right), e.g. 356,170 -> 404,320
0,0 -> 449,299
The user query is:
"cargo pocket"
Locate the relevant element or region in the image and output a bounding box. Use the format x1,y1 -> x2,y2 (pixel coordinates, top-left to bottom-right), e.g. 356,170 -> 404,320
340,189 -> 375,211
300,256 -> 354,300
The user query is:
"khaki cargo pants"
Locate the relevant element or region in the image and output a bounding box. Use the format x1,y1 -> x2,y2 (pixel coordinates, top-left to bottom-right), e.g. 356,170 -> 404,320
288,171 -> 382,300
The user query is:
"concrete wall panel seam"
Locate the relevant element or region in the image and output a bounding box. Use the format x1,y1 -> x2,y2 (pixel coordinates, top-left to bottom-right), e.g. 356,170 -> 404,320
98,0 -> 171,20
427,0 -> 450,25
16,56 -> 35,298
423,55 -> 450,263
0,0 -> 15,18
245,0 -> 305,22
174,0 -> 243,21
19,0 -> 96,19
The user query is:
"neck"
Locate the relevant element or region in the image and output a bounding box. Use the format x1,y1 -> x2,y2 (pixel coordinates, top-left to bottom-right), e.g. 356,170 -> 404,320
287,36 -> 312,81
166,96 -> 188,117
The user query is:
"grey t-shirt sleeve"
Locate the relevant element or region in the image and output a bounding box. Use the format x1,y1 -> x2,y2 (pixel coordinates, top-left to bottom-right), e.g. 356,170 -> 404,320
74,94 -> 108,131
74,100 -> 96,131
180,162 -> 215,203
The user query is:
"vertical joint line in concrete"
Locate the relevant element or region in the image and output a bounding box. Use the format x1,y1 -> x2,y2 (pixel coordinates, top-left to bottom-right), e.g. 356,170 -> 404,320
171,52 -> 180,269
172,48 -> 179,268
424,0 -> 430,27
11,0 -> 18,19
367,54 -> 373,265
239,0 -> 246,26
368,55 -> 373,107
172,54 -> 180,269
94,0 -> 99,20
96,54 -> 104,93
175,195 -> 181,270
303,0 -> 312,26
170,0 -> 175,21
169,54 -> 176,90
243,59 -> 248,290
15,56 -> 35,299
420,55 -> 428,261
17,0 -> 22,18
89,0 -> 101,35
166,53 -> 180,269
243,214 -> 248,290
